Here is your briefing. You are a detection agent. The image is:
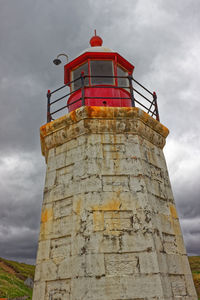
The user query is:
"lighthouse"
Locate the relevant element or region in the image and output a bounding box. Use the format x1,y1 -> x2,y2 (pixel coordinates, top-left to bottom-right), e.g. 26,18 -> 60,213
64,32 -> 134,111
33,33 -> 197,299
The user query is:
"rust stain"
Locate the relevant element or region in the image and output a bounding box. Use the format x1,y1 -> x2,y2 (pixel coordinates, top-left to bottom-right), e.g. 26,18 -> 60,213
41,208 -> 53,223
70,110 -> 77,122
113,134 -> 117,143
171,219 -> 182,236
40,207 -> 53,240
75,199 -> 82,215
141,111 -> 149,123
87,106 -> 115,119
87,106 -> 102,118
175,235 -> 185,253
93,211 -> 104,231
105,213 -> 121,232
40,133 -> 46,158
93,200 -> 123,234
164,204 -> 182,237
112,135 -> 119,160
40,124 -> 47,137
169,204 -> 178,219
108,230 -> 121,236
92,198 -> 121,211
157,125 -> 169,138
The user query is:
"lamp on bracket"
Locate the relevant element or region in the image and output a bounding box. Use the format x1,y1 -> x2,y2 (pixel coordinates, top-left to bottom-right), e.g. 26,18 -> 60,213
53,53 -> 69,65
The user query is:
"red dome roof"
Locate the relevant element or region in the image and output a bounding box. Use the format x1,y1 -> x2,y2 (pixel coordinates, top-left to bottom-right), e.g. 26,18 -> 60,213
89,30 -> 103,47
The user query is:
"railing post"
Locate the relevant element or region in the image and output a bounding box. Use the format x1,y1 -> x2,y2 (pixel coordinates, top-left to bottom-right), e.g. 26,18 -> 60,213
128,75 -> 135,107
47,89 -> 52,123
153,91 -> 160,122
80,71 -> 85,106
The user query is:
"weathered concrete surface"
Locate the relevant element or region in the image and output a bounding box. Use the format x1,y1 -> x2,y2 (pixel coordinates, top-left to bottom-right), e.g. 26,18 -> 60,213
33,106 -> 197,300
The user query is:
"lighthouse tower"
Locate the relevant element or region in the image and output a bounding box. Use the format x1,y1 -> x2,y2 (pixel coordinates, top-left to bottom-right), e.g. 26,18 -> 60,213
33,34 -> 197,299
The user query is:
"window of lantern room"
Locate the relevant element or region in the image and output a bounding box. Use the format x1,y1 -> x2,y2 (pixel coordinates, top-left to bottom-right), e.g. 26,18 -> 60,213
72,62 -> 89,91
90,60 -> 114,85
117,65 -> 129,88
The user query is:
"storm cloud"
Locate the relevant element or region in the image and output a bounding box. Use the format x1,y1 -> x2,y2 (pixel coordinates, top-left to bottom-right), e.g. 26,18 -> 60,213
0,0 -> 199,263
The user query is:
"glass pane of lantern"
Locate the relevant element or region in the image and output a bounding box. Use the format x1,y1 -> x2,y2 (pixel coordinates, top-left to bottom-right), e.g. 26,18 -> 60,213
117,65 -> 129,87
90,60 -> 114,85
72,62 -> 89,91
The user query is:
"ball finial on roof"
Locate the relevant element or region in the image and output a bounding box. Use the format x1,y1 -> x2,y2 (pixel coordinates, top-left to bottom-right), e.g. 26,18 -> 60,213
89,30 -> 103,47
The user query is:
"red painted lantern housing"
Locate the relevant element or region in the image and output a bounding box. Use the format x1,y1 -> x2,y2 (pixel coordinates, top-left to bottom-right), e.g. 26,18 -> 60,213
64,34 -> 134,112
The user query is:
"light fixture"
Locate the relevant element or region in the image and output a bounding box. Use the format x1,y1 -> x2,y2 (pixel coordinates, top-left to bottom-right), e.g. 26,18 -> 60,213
53,53 -> 68,65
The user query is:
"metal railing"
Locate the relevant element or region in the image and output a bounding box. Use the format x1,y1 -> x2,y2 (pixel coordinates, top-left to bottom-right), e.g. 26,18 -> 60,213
46,74 -> 159,123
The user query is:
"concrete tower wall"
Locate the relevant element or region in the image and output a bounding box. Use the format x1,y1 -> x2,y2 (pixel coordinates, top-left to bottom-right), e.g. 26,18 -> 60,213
33,106 -> 197,300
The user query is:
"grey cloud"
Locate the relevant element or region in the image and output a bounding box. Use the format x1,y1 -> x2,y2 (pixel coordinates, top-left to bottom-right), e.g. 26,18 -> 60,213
0,227 -> 38,263
174,179 -> 200,220
0,151 -> 44,262
180,218 -> 200,256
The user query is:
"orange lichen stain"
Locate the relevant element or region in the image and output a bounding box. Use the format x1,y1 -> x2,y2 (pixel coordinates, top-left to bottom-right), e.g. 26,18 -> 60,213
106,215 -> 121,230
136,107 -> 169,138
169,204 -> 178,219
172,219 -> 182,236
40,113 -> 70,137
125,106 -> 139,117
141,111 -> 150,123
70,110 -> 77,122
40,133 -> 46,158
104,211 -> 123,236
157,124 -> 169,138
163,205 -> 182,237
87,106 -> 103,118
92,198 -> 121,211
176,235 -> 185,253
108,230 -> 121,236
93,211 -> 104,231
131,156 -> 137,160
113,134 -> 117,144
40,124 -> 47,137
75,199 -> 82,215
87,106 -> 114,119
41,208 -> 53,223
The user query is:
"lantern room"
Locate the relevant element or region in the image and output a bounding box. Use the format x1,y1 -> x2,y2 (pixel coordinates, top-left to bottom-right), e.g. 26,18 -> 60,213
64,32 -> 134,112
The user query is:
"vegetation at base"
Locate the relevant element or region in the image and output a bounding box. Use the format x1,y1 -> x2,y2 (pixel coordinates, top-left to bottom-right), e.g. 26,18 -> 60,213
0,257 -> 35,299
0,257 -> 35,280
0,256 -> 199,299
188,256 -> 200,299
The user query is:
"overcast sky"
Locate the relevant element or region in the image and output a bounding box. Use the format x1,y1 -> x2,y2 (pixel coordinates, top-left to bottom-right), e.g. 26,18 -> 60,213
0,0 -> 199,264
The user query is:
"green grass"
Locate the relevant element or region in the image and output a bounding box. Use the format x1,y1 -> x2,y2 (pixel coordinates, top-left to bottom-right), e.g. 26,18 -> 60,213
0,257 -> 35,280
188,256 -> 200,298
0,257 -> 35,299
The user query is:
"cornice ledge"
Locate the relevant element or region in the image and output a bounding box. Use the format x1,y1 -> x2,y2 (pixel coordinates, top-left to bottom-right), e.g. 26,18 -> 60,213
40,106 -> 169,158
